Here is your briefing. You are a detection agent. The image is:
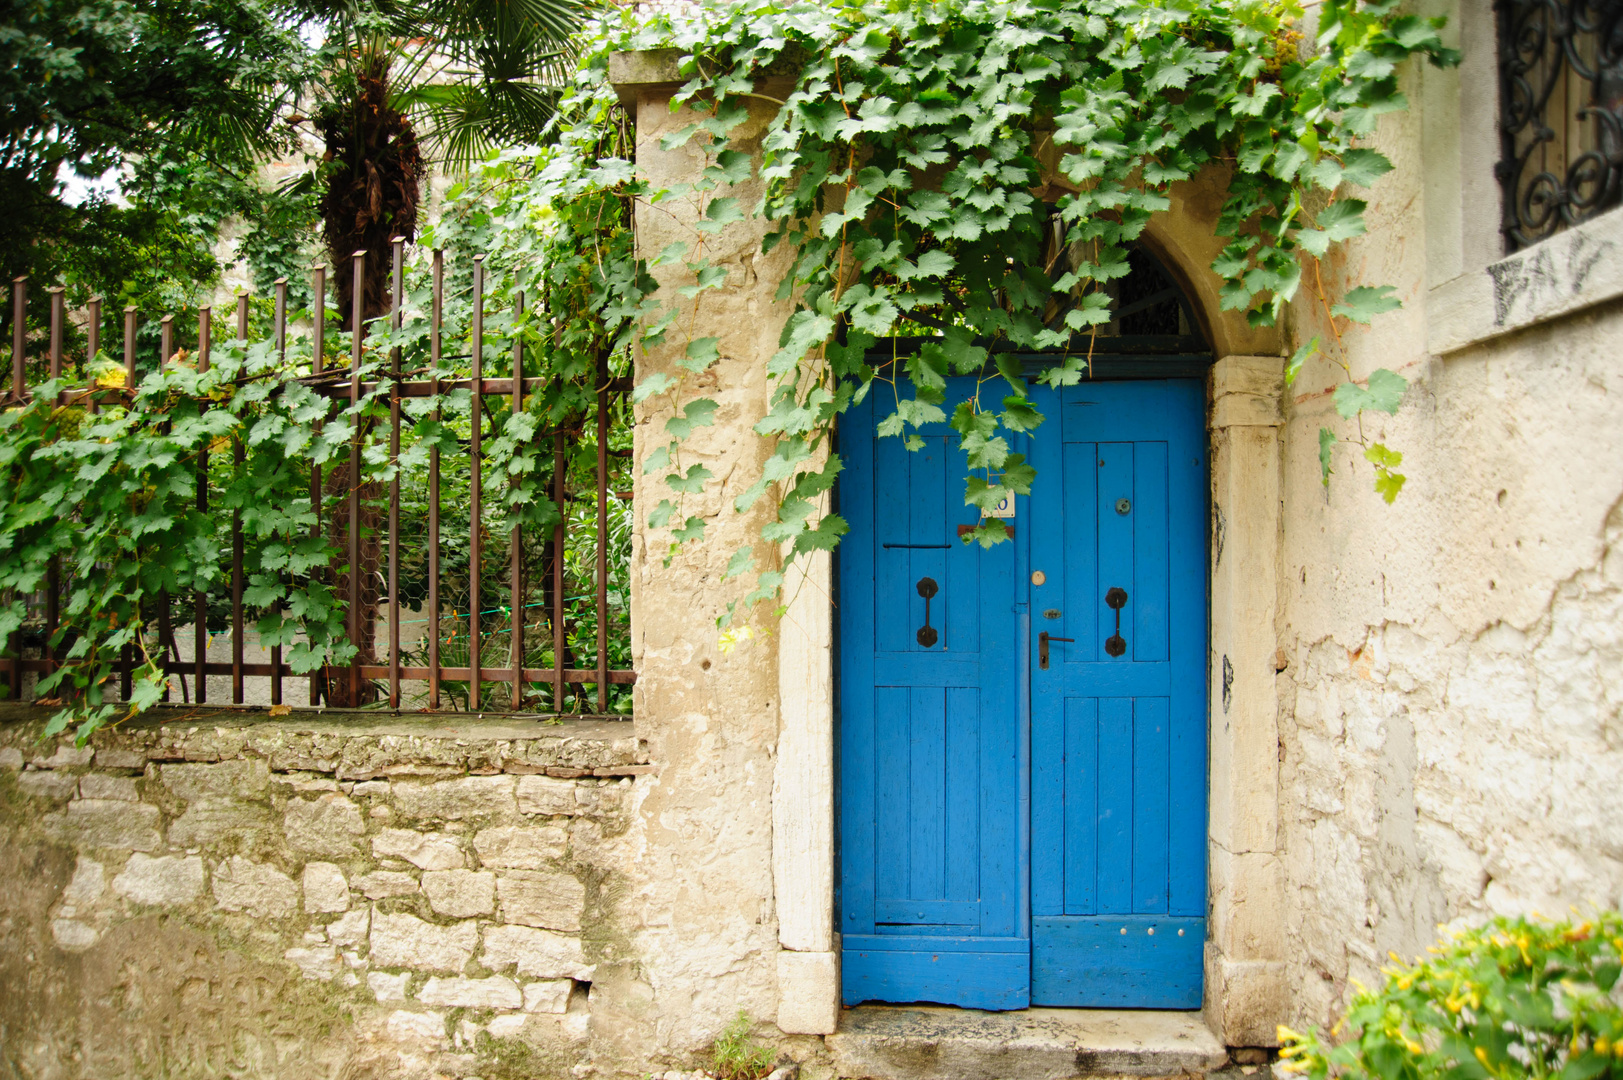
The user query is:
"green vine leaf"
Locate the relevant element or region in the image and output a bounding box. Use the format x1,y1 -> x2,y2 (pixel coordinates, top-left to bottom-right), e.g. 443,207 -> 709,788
1332,368 -> 1408,418
1286,336 -> 1320,386
666,398 -> 720,439
1319,427 -> 1337,487
1331,285 -> 1403,325
1364,443 -> 1407,503
666,463 -> 714,494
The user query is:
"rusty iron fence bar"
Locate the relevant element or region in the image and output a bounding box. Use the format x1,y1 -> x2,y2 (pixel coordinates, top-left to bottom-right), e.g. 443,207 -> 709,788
469,254 -> 485,707
2,250 -> 635,716
195,306 -> 211,703
511,291 -> 525,711
429,250 -> 443,712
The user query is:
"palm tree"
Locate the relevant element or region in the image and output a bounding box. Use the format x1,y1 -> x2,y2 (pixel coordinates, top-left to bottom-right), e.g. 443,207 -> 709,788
297,0 -> 586,704
308,0 -> 587,325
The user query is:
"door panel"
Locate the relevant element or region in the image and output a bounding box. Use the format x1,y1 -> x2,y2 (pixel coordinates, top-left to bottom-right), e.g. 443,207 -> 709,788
840,376 -> 1205,1011
839,379 -> 1025,1010
1028,380 -> 1207,1008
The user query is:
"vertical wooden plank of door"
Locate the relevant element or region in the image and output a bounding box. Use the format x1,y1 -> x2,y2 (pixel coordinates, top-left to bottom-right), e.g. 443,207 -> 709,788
1062,696 -> 1099,915
1096,443 -> 1134,660
840,397 -> 879,936
944,686 -> 980,906
1096,696 -> 1135,914
910,437 -> 946,650
1031,693 -> 1065,918
873,435 -> 910,656
1167,383 -> 1209,917
1132,441 -> 1170,662
1061,442 -> 1100,658
1031,424 -> 1071,919
873,685 -> 910,907
909,686 -> 947,901
1132,696 -> 1170,912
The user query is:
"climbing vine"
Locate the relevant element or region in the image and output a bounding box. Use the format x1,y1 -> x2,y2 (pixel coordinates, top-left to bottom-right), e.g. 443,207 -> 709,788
0,0 -> 1458,736
600,0 -> 1457,627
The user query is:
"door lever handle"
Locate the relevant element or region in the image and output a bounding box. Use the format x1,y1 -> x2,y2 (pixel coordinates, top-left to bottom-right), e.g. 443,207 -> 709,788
1039,631 -> 1074,670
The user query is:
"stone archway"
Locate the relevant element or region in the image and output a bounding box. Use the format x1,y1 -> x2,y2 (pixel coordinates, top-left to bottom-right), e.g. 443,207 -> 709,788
608,50 -> 1287,1048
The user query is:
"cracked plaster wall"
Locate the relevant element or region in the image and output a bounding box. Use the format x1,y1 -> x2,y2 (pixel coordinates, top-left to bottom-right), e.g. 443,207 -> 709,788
620,81 -> 813,1061
1273,41 -> 1623,1031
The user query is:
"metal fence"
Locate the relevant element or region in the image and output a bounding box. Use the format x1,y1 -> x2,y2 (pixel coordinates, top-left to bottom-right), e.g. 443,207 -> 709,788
5,239 -> 635,716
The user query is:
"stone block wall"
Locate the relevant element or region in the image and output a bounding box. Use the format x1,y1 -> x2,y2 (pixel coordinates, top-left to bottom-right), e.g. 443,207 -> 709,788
0,708 -> 663,1079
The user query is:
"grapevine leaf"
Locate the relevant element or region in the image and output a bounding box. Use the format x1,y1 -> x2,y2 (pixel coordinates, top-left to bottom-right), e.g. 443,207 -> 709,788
1285,336 -> 1320,386
1331,285 -> 1403,325
666,398 -> 720,439
1333,368 -> 1408,417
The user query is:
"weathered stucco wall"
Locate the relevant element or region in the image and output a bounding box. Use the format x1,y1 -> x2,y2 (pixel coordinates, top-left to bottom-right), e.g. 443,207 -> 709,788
0,709 -> 686,1079
1269,16 -> 1623,1030
618,58 -> 818,1062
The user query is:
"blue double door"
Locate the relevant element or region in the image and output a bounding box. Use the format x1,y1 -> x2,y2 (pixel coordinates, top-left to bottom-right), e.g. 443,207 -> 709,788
839,378 -> 1208,1010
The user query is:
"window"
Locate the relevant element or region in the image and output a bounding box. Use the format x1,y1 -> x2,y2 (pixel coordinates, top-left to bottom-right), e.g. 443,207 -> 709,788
1497,0 -> 1623,251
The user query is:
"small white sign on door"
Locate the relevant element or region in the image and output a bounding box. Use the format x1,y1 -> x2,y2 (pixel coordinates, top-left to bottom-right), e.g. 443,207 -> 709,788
984,494 -> 1016,520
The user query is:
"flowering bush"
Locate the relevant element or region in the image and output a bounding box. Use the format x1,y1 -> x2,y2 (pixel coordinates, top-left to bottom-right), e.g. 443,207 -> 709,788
1280,913 -> 1623,1080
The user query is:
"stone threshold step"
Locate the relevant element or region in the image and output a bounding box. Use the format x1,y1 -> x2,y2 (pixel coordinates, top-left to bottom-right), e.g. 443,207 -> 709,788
827,1005 -> 1229,1080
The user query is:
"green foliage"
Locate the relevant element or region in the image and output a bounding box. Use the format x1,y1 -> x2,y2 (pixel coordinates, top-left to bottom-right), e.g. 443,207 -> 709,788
0,0 -> 319,287
1279,912 -> 1623,1080
710,1010 -> 776,1080
0,344 -> 356,744
588,0 -> 1452,621
0,80 -> 646,737
0,0 -> 1455,730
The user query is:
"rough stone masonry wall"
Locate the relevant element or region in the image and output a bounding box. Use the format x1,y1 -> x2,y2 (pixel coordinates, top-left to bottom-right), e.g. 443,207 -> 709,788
1271,38 -> 1623,1031
0,709 -> 661,1080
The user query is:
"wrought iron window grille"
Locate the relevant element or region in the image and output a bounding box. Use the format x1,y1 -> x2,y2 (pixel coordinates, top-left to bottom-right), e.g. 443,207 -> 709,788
1497,0 -> 1623,251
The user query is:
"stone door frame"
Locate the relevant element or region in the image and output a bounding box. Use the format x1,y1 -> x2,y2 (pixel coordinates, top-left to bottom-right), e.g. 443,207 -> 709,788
770,251 -> 1288,1049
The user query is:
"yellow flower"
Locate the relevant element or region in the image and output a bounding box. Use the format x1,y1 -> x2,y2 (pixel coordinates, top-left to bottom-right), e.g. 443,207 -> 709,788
1595,1039 -> 1611,1056
1475,1048 -> 1491,1066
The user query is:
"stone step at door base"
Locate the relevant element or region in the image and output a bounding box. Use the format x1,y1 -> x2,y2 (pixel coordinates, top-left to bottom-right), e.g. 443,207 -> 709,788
826,1005 -> 1230,1080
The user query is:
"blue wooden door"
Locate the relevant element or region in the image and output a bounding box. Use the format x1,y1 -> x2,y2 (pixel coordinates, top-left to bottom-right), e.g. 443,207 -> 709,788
839,377 -> 1028,1010
839,376 -> 1206,1010
1027,380 -> 1208,1007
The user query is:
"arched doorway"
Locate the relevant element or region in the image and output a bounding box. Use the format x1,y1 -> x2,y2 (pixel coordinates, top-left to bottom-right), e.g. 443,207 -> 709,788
836,244 -> 1212,1010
